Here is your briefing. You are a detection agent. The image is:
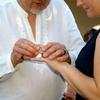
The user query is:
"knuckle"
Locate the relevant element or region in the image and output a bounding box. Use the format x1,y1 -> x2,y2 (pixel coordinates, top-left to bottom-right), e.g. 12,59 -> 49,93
18,38 -> 26,44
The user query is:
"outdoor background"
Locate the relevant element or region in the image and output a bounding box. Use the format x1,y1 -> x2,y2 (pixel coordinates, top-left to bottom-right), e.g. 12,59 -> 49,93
65,0 -> 100,36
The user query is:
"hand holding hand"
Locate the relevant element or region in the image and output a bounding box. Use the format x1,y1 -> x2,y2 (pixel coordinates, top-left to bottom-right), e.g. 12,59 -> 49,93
63,85 -> 76,100
40,42 -> 71,63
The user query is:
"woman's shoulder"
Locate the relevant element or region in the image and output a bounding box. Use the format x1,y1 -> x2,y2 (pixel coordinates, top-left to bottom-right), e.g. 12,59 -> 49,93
96,32 -> 100,46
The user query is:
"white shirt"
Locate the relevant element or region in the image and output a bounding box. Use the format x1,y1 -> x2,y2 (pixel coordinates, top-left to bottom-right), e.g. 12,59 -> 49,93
0,0 -> 85,100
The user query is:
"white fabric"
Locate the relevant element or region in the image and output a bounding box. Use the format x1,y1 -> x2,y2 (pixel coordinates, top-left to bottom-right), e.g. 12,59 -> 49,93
0,0 -> 85,100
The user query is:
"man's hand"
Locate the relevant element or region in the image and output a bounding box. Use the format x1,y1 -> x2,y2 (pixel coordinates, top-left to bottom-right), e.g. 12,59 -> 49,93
11,38 -> 40,67
41,42 -> 71,63
63,85 -> 76,100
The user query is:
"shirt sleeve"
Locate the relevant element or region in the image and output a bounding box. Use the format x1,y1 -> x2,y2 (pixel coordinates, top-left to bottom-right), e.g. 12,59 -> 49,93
0,52 -> 16,82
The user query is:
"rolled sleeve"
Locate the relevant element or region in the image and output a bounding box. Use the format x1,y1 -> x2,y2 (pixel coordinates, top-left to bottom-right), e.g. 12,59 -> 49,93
0,53 -> 16,81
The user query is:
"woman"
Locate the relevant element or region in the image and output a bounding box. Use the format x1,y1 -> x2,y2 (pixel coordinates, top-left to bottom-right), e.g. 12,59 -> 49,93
32,0 -> 100,100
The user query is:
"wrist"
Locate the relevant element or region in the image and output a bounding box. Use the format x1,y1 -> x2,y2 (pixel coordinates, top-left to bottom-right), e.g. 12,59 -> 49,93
59,63 -> 70,79
58,62 -> 67,74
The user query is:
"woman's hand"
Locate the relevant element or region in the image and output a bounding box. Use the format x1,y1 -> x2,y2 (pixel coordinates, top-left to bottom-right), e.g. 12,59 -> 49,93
31,56 -> 67,74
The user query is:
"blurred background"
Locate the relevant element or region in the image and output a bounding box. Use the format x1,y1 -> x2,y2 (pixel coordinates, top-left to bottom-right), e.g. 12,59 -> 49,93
65,0 -> 100,36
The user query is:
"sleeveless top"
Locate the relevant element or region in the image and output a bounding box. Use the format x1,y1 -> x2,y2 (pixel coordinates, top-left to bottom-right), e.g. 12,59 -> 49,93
75,29 -> 100,100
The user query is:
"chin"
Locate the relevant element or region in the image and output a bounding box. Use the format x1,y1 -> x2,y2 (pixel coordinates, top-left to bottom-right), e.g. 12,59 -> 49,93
87,11 -> 100,18
87,13 -> 96,18
30,9 -> 41,15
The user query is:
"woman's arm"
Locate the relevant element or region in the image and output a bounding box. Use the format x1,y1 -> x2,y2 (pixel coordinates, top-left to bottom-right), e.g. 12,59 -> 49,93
50,34 -> 100,100
31,33 -> 100,100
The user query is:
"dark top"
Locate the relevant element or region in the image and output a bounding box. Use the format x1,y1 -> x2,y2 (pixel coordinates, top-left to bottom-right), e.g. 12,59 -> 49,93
75,29 -> 100,100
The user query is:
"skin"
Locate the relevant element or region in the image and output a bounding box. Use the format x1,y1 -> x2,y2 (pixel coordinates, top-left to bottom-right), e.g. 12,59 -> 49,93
11,38 -> 40,66
31,0 -> 100,99
17,0 -> 50,14
77,0 -> 100,17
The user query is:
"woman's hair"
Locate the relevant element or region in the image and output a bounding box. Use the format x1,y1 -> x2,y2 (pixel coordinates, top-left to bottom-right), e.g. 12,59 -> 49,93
84,25 -> 100,42
83,28 -> 97,42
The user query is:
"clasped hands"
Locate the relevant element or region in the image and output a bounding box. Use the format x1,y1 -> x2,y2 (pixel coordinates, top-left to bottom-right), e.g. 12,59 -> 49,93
11,39 -> 71,68
11,39 -> 75,100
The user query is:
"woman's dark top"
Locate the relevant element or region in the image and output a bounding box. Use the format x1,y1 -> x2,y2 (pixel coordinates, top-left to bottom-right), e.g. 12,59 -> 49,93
75,29 -> 100,100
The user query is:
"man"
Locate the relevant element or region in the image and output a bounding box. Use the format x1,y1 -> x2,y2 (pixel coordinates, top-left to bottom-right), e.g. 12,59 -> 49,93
0,0 -> 85,100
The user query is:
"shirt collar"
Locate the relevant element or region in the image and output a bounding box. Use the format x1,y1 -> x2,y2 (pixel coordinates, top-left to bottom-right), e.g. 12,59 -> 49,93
14,0 -> 28,17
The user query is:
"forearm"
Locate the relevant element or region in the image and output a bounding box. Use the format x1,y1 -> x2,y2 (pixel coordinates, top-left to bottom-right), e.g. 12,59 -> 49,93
59,64 -> 100,100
